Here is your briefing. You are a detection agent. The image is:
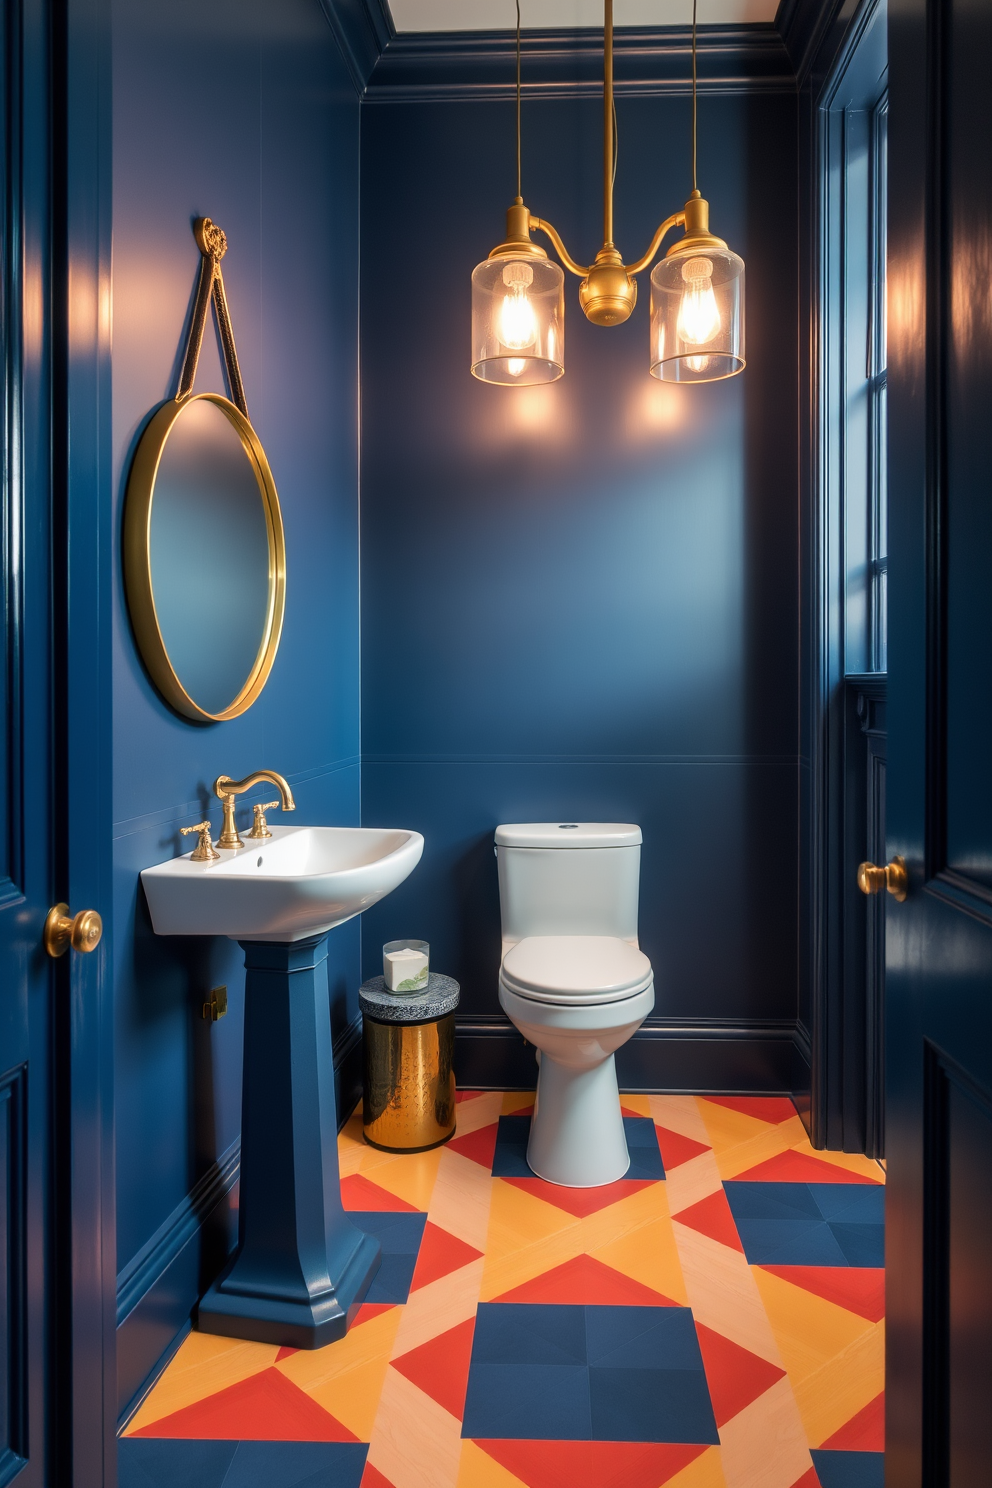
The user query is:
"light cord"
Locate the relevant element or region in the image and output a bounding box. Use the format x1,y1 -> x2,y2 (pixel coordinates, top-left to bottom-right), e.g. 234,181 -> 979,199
516,0 -> 522,200
692,0 -> 698,192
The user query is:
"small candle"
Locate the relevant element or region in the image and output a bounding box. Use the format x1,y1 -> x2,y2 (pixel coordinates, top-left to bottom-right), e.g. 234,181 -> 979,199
383,940 -> 429,993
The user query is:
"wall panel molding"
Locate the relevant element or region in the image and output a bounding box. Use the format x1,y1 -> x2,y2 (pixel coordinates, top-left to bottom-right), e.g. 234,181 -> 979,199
365,25 -> 796,101
455,1013 -> 811,1094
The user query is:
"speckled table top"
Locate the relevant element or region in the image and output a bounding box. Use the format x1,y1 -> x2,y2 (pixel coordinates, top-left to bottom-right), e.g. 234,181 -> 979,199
359,972 -> 460,1023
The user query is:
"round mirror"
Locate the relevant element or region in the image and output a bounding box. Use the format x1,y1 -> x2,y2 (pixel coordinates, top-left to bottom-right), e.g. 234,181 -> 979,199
124,394 -> 286,722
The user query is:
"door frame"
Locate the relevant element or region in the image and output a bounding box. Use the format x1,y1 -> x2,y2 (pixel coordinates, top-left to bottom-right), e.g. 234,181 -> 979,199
52,0 -> 116,1479
800,0 -> 889,1154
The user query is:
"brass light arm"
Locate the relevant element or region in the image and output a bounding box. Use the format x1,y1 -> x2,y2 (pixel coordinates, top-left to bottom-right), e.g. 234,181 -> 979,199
626,213 -> 687,279
214,770 -> 296,850
529,218 -> 590,278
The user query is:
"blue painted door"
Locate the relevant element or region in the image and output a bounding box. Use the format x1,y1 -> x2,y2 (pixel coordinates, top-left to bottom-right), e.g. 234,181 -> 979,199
886,0 -> 992,1478
1,0 -> 114,1482
1,2 -> 58,1480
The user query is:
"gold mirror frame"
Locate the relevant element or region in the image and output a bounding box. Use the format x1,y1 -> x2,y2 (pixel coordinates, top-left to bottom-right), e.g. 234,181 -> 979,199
123,392 -> 286,723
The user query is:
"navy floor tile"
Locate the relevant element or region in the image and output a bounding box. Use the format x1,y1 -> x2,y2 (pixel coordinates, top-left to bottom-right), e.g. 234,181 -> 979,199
589,1367 -> 719,1444
585,1305 -> 704,1370
811,1448 -> 884,1488
463,1362 -> 593,1439
350,1211 -> 427,1305
623,1116 -> 665,1178
464,1303 -> 716,1442
222,1442 -> 369,1488
118,1441 -> 237,1488
118,1441 -> 369,1488
471,1302 -> 588,1364
491,1115 -> 534,1177
724,1183 -> 885,1267
807,1185 -> 885,1224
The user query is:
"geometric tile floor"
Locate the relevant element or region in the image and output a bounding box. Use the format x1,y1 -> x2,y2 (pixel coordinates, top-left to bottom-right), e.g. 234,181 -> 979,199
119,1093 -> 885,1488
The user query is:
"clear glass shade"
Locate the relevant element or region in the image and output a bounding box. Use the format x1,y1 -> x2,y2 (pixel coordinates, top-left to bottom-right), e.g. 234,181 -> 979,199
471,255 -> 565,385
649,246 -> 745,383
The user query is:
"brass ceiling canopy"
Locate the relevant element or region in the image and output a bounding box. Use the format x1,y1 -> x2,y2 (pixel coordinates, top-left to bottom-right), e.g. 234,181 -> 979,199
471,0 -> 746,385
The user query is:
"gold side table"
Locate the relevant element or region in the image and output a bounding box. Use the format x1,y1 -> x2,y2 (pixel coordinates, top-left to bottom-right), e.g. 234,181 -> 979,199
359,973 -> 459,1153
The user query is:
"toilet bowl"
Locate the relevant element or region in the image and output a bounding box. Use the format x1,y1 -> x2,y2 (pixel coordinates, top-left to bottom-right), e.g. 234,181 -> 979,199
495,823 -> 654,1187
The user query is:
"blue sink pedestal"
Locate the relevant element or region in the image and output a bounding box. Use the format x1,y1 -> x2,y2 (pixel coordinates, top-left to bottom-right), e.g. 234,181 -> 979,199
198,932 -> 380,1349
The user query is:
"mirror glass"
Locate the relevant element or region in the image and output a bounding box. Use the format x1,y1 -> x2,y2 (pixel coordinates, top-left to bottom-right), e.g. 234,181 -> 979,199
146,399 -> 275,717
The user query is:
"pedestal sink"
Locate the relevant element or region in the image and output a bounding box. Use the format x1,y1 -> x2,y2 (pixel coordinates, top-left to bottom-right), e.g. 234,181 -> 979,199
141,824 -> 424,1348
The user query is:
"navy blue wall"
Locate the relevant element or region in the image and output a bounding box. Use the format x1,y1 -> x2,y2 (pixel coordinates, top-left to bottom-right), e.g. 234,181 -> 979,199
358,85 -> 802,1084
110,0 -> 361,1419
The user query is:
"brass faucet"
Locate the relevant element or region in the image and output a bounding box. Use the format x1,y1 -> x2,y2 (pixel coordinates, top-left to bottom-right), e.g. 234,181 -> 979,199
214,771 -> 296,850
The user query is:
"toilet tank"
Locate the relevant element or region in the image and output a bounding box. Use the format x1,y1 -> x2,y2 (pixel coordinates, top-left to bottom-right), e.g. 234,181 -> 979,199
495,823 -> 642,947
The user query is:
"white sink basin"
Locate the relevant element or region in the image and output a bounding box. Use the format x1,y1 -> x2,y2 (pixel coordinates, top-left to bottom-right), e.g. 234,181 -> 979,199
141,825 -> 424,942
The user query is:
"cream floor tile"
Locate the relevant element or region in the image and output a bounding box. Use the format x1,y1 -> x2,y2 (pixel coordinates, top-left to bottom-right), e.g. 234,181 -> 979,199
366,1368 -> 463,1488
672,1222 -> 783,1365
717,1375 -> 813,1488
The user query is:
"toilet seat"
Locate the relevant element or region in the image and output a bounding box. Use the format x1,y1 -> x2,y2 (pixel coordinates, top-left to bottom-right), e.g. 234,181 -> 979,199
500,935 -> 653,1005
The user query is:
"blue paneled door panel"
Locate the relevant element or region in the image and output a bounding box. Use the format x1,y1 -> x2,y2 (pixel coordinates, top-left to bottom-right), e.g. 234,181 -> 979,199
0,0 -> 115,1481
1,1 -> 59,1482
886,0 -> 992,1473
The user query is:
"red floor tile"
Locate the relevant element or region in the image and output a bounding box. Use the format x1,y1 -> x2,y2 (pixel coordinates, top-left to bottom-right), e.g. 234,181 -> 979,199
759,1266 -> 885,1322
673,1189 -> 745,1252
821,1392 -> 884,1451
447,1123 -> 499,1170
133,1367 -> 359,1441
733,1151 -> 881,1185
493,1253 -> 680,1308
694,1322 -> 786,1426
502,1176 -> 655,1218
654,1125 -> 711,1170
392,1317 -> 476,1421
339,1174 -> 421,1211
410,1221 -> 483,1290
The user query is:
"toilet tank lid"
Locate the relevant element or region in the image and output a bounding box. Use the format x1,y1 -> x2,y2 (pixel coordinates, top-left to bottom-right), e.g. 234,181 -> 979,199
495,822 -> 642,848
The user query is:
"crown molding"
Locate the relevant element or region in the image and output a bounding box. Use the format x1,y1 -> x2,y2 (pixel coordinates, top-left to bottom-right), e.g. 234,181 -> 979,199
774,0 -> 856,88
364,24 -> 796,101
318,0 -> 395,94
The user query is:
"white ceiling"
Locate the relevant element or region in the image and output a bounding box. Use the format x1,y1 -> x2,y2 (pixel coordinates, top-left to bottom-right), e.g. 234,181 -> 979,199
386,0 -> 780,32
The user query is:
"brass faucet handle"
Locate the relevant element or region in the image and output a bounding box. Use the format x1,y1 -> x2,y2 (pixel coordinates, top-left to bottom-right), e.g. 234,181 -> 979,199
248,801 -> 281,840
181,821 -> 220,861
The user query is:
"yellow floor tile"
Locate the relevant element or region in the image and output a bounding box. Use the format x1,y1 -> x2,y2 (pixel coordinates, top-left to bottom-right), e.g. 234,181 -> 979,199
123,1330 -> 279,1432
277,1306 -> 403,1439
667,1445 -> 728,1488
501,1091 -> 536,1114
457,1439 -> 531,1488
751,1268 -> 875,1384
790,1322 -> 885,1448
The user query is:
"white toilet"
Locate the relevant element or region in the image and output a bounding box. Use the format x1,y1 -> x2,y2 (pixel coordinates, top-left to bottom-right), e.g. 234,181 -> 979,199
495,822 -> 655,1187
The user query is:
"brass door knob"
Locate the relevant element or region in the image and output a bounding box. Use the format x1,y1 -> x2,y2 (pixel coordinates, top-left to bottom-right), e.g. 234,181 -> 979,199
857,856 -> 908,903
44,903 -> 103,958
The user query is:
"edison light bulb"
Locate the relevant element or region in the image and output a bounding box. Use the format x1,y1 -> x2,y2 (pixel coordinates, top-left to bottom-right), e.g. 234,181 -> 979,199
507,358 -> 527,377
498,261 -> 538,351
677,257 -> 721,347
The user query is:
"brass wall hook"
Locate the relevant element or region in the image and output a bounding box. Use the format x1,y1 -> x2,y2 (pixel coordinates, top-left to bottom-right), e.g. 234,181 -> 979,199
176,217 -> 249,419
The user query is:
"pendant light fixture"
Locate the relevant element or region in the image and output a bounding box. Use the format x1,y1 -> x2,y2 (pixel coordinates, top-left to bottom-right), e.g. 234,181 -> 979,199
470,0 -> 745,385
